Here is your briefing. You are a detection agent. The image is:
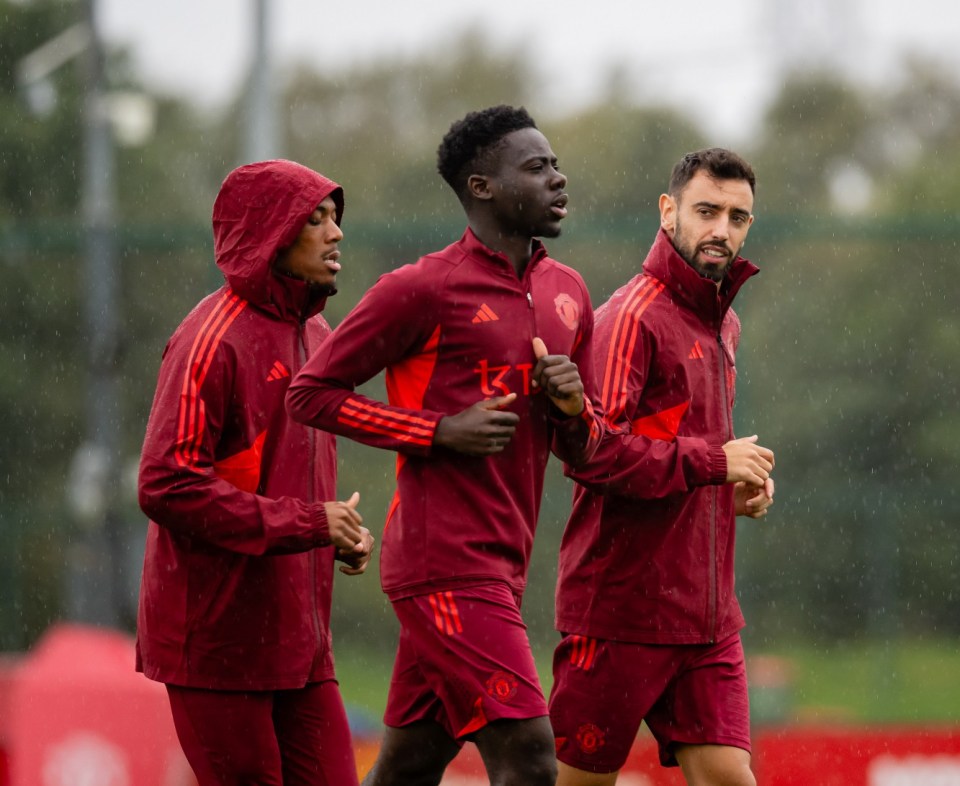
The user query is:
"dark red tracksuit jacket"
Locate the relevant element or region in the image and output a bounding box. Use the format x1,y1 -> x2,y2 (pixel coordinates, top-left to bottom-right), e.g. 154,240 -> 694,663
556,229 -> 759,645
287,228 -> 602,601
137,161 -> 346,690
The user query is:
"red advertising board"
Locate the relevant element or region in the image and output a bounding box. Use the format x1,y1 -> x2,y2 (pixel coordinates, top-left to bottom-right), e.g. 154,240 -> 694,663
429,725 -> 960,785
1,625 -> 957,786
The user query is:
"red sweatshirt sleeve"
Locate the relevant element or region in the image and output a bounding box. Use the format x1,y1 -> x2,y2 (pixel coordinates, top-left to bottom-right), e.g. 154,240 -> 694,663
566,305 -> 727,498
549,281 -> 603,468
138,331 -> 331,556
286,267 -> 445,454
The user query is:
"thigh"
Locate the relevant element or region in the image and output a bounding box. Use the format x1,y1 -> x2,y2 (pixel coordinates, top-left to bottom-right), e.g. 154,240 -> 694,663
273,681 -> 359,786
390,584 -> 548,740
674,743 -> 755,786
166,684 -> 282,786
363,720 -> 460,786
474,716 -> 557,786
549,635 -> 676,774
646,633 -> 752,767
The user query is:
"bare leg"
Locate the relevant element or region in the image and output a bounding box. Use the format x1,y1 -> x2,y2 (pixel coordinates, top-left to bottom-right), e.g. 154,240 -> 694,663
474,716 -> 557,786
675,744 -> 756,786
361,721 -> 460,786
556,760 -> 619,786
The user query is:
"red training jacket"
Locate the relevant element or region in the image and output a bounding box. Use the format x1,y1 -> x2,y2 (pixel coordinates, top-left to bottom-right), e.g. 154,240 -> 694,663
136,161 -> 346,690
287,228 -> 601,600
556,229 -> 759,644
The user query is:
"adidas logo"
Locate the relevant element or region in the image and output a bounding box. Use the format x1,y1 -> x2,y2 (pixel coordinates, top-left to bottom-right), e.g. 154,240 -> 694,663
688,341 -> 705,360
471,303 -> 500,324
266,360 -> 290,381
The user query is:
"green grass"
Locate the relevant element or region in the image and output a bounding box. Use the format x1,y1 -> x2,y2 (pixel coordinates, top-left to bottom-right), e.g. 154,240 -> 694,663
763,638 -> 960,724
334,637 -> 960,727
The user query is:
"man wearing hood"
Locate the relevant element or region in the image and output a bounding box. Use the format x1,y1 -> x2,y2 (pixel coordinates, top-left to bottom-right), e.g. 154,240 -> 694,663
137,159 -> 374,786
549,149 -> 775,786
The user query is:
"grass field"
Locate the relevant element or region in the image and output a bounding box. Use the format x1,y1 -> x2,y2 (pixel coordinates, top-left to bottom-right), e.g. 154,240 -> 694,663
334,637 -> 960,729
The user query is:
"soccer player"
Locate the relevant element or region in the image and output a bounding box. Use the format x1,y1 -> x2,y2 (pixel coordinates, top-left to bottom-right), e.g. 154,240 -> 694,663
137,159 -> 374,786
549,149 -> 775,786
286,105 -> 602,786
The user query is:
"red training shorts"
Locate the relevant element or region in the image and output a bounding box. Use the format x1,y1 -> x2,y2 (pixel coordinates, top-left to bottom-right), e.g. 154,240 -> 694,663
384,582 -> 548,741
549,632 -> 751,772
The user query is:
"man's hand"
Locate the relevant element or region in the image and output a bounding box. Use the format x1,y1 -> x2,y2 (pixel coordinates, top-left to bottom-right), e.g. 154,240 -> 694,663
337,525 -> 375,575
722,435 -> 774,486
735,478 -> 775,518
324,491 -> 364,551
531,337 -> 585,417
434,394 -> 520,456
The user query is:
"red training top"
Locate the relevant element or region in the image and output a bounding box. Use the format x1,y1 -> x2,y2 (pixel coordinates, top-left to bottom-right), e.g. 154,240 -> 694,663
287,229 -> 601,600
137,160 -> 346,690
556,228 -> 759,645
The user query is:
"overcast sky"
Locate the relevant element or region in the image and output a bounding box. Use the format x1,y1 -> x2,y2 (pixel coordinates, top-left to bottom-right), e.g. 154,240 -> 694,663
99,0 -> 959,144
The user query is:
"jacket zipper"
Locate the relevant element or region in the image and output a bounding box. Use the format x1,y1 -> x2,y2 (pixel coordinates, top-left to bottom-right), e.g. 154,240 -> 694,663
711,331 -> 734,643
298,322 -> 324,655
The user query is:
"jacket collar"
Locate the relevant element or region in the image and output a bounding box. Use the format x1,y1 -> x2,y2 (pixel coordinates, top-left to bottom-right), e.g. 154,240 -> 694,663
642,228 -> 759,323
459,227 -> 549,277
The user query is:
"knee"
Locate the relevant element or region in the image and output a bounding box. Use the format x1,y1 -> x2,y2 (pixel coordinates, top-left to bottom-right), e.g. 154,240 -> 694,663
490,747 -> 557,786
723,769 -> 756,786
687,765 -> 755,786
675,744 -> 755,786
362,728 -> 457,786
363,751 -> 448,786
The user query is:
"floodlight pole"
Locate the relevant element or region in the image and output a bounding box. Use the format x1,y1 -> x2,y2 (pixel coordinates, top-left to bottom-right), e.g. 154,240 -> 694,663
245,0 -> 279,161
68,0 -> 123,627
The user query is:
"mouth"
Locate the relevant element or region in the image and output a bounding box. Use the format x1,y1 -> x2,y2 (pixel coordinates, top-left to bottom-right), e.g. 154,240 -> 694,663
550,194 -> 569,220
323,251 -> 342,273
698,244 -> 730,263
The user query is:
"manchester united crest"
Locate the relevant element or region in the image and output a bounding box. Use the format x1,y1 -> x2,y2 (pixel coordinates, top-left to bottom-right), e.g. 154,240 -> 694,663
575,722 -> 606,754
485,670 -> 519,703
554,293 -> 579,331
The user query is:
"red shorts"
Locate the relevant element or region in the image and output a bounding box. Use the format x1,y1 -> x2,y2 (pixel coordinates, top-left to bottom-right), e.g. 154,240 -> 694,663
549,632 -> 750,772
384,583 -> 548,741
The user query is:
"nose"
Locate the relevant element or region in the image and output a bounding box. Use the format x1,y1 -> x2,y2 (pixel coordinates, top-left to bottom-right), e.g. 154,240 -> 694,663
711,215 -> 731,241
551,167 -> 567,190
328,222 -> 344,243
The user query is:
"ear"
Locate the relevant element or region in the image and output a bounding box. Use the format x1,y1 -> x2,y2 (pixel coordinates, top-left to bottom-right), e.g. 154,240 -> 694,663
467,173 -> 493,202
659,193 -> 677,235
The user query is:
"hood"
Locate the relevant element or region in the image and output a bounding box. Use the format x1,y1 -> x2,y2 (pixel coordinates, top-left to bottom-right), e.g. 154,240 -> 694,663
212,159 -> 344,319
643,228 -> 758,325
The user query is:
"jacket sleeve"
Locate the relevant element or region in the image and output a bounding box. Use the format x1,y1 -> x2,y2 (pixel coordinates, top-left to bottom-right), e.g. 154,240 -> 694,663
138,332 -> 331,556
549,282 -> 603,468
566,309 -> 727,499
286,268 -> 445,455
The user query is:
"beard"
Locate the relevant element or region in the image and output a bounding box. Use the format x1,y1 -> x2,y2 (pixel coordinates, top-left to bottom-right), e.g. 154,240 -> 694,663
673,220 -> 738,283
309,281 -> 338,296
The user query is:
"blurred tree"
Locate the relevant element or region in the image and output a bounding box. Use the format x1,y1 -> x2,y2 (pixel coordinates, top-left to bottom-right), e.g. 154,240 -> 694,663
735,68 -> 960,642
1,8 -> 957,658
0,0 -> 219,646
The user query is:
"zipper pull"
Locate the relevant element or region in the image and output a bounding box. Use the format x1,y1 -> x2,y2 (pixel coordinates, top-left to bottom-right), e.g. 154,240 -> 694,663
526,292 -> 533,308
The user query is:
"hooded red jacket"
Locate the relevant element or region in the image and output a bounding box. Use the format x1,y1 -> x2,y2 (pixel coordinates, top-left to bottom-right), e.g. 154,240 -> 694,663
136,160 -> 346,690
555,229 -> 759,645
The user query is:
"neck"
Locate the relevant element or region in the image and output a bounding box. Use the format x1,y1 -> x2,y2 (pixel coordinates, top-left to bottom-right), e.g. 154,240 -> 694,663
469,219 -> 533,277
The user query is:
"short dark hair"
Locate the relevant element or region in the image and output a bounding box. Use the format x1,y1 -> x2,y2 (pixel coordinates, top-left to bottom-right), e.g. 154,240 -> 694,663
669,148 -> 756,197
437,105 -> 538,200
